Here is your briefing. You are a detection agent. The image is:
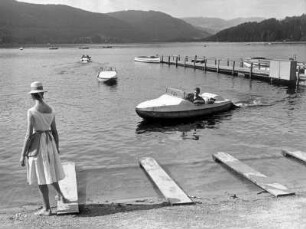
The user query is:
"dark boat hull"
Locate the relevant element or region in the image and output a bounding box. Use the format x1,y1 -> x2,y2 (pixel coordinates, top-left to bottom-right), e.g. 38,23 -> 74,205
136,102 -> 234,120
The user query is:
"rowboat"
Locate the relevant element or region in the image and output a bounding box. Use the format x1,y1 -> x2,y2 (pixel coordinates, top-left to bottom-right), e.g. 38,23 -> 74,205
135,88 -> 234,120
134,56 -> 160,63
97,67 -> 117,83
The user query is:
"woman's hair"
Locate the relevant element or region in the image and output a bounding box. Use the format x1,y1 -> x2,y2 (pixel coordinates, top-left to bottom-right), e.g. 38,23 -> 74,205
31,92 -> 44,101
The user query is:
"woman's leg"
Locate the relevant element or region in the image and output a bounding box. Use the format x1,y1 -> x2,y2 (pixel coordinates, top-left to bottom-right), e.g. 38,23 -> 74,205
36,184 -> 51,215
51,182 -> 68,203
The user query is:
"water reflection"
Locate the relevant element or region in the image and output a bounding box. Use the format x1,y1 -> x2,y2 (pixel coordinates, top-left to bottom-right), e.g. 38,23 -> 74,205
97,79 -> 118,88
136,112 -> 233,140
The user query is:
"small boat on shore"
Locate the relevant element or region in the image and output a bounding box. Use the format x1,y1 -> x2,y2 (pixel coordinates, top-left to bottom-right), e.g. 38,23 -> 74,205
81,55 -> 91,63
135,88 -> 233,121
134,56 -> 160,63
97,67 -> 117,83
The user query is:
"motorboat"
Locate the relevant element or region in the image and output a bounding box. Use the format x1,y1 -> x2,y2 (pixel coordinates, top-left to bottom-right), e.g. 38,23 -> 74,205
81,55 -> 91,63
243,57 -> 270,70
49,46 -> 58,50
135,88 -> 234,120
134,56 -> 160,63
97,67 -> 117,83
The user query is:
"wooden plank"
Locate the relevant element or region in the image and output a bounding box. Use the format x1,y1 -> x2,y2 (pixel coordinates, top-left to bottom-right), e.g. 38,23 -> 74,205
139,157 -> 193,205
57,162 -> 79,215
213,152 -> 295,197
282,148 -> 306,163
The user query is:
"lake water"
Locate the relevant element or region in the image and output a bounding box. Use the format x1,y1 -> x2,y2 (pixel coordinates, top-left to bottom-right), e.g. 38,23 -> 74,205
1,42 -> 306,209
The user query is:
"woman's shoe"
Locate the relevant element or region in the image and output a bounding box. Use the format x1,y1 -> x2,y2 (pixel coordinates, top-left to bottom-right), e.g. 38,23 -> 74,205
34,209 -> 51,216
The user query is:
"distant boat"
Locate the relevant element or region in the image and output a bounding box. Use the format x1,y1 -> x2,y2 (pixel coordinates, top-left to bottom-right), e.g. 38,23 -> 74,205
80,55 -> 91,63
19,47 -> 23,50
79,46 -> 89,49
49,46 -> 58,50
102,46 -> 112,48
134,56 -> 160,63
97,67 -> 117,83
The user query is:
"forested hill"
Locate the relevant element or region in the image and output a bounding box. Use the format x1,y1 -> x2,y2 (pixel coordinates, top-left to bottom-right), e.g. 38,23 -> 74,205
0,0 -> 208,44
206,14 -> 306,42
108,11 -> 210,42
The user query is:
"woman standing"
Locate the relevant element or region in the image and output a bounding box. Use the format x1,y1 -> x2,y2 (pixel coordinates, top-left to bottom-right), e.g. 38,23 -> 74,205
20,81 -> 67,216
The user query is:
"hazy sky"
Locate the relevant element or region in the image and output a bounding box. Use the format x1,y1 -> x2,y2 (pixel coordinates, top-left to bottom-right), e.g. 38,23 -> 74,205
17,0 -> 306,19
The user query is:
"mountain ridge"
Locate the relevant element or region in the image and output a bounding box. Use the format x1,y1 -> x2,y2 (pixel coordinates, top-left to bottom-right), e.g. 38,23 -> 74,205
0,0 -> 208,44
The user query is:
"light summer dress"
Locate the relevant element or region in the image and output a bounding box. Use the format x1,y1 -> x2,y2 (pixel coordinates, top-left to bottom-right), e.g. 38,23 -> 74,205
27,107 -> 65,185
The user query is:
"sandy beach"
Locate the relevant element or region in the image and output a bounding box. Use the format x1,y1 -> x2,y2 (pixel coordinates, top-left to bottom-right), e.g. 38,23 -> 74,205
2,192 -> 306,229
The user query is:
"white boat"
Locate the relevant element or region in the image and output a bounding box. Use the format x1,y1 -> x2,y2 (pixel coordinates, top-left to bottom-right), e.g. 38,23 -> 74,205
81,55 -> 91,63
243,57 -> 270,70
97,67 -> 117,83
49,46 -> 58,50
134,56 -> 160,63
135,88 -> 233,120
19,47 -> 23,50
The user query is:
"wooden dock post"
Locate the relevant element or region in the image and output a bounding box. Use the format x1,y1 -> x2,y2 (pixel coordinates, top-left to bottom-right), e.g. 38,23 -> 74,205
250,63 -> 253,78
227,59 -> 229,66
215,59 -> 217,66
232,61 -> 235,75
161,55 -> 163,63
175,56 -> 178,67
217,59 -> 220,73
184,56 -> 187,67
168,56 -> 170,65
139,157 -> 194,205
193,55 -> 197,69
57,162 -> 79,214
213,152 -> 295,197
204,58 -> 207,71
296,66 -> 301,86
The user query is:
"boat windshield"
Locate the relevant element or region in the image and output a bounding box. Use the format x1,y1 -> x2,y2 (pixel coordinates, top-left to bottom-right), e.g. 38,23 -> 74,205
165,88 -> 186,98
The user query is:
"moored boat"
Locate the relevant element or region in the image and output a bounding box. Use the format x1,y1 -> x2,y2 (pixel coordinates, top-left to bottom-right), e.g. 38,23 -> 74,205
243,57 -> 270,70
49,46 -> 58,50
81,55 -> 91,63
134,56 -> 160,63
135,88 -> 234,120
97,67 -> 117,83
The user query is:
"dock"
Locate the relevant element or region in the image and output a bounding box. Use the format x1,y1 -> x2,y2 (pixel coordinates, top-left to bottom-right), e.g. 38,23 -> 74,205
213,152 -> 295,197
282,148 -> 306,164
159,55 -> 306,85
57,162 -> 79,215
139,157 -> 193,205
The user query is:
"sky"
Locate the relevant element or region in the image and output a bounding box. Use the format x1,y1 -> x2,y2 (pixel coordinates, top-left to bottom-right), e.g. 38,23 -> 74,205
17,0 -> 306,20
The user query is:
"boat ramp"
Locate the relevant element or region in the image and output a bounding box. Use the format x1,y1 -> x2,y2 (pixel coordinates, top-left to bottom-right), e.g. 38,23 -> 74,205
159,55 -> 306,86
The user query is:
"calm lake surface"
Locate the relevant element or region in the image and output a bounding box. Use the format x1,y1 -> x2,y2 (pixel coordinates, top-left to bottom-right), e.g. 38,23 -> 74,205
1,42 -> 306,209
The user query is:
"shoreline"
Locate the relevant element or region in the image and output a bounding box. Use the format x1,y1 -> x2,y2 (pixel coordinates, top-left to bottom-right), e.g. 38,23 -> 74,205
1,41 -> 306,49
1,193 -> 306,229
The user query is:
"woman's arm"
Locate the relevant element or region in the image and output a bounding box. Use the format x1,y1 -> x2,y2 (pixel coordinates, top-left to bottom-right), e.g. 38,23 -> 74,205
20,110 -> 34,166
51,116 -> 60,154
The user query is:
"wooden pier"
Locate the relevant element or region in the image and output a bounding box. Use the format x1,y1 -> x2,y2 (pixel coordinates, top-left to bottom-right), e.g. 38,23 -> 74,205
160,55 -> 306,85
139,157 -> 193,205
57,162 -> 79,215
213,152 -> 295,197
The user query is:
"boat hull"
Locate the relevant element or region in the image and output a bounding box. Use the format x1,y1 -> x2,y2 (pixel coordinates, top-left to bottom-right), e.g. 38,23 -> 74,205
136,101 -> 233,120
134,56 -> 160,63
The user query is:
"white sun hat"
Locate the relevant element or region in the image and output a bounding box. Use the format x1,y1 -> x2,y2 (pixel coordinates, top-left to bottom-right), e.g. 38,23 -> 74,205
28,81 -> 48,94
